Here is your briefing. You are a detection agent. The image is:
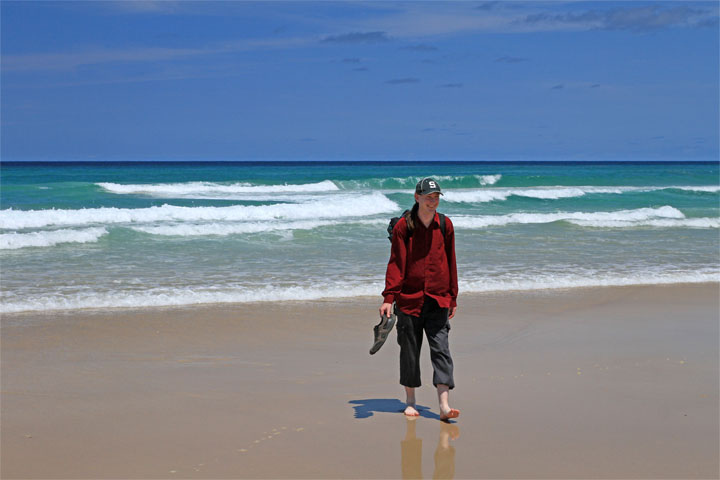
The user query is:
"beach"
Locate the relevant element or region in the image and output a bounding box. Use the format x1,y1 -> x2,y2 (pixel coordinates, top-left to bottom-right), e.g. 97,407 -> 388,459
3,1 -> 719,477
2,283 -> 718,479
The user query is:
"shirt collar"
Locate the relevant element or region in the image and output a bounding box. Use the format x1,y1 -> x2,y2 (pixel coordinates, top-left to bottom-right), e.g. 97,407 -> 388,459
417,211 -> 440,229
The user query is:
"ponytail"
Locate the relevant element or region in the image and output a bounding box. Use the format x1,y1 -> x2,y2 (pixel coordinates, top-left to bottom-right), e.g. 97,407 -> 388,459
405,202 -> 419,231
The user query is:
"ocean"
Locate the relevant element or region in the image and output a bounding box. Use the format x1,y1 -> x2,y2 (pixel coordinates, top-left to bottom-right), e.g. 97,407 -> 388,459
1,161 -> 718,314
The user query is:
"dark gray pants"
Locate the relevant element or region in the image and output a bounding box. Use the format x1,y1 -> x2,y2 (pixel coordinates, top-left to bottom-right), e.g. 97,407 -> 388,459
396,296 -> 455,389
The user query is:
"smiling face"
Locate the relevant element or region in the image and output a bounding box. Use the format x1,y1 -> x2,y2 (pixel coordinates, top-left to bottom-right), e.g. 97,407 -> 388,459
415,191 -> 441,214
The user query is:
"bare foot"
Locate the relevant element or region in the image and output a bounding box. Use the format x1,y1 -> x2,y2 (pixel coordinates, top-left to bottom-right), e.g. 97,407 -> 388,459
439,407 -> 459,421
404,404 -> 420,417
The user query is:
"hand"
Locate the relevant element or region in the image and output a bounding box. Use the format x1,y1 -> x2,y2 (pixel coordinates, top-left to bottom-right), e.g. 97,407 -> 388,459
449,306 -> 457,320
379,302 -> 393,318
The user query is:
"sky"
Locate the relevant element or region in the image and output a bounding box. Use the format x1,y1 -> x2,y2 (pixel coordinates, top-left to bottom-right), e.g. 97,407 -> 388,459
1,1 -> 718,162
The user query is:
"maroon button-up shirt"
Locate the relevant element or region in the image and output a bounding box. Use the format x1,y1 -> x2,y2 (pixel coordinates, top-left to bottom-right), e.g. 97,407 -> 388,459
382,212 -> 458,317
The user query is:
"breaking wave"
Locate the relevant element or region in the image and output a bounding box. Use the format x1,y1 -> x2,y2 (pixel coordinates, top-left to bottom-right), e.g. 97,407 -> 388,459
0,228 -> 108,250
97,180 -> 340,197
332,174 -> 502,190
130,219 -> 380,237
443,185 -> 720,203
97,175 -> 503,198
451,206 -> 718,229
460,271 -> 719,293
2,270 -> 717,313
0,193 -> 398,230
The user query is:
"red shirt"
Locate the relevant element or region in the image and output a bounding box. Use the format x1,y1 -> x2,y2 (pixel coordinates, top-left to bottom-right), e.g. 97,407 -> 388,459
382,212 -> 458,317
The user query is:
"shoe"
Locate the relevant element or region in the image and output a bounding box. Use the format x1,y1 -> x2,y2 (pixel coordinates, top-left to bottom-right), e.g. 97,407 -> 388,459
369,310 -> 396,355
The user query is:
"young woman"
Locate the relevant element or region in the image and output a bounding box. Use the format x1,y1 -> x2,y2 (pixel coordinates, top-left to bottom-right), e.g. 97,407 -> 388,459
380,178 -> 459,420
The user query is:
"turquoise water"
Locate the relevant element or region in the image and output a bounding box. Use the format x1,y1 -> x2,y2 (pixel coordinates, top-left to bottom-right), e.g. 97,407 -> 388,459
1,161 -> 718,313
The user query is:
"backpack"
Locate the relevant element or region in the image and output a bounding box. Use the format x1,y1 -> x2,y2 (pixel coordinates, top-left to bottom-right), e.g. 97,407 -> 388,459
387,210 -> 447,243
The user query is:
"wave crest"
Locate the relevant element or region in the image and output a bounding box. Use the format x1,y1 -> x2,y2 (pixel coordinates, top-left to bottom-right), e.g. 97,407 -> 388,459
2,270 -> 717,313
0,193 -> 398,230
334,174 -> 502,190
450,206 -> 718,229
98,180 -> 340,197
443,185 -> 719,203
0,228 -> 108,250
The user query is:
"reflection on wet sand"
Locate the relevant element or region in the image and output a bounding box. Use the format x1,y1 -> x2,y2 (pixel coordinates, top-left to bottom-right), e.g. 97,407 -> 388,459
401,418 -> 459,479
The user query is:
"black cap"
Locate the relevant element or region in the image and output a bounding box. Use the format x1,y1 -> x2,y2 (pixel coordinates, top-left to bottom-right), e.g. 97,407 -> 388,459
415,177 -> 443,195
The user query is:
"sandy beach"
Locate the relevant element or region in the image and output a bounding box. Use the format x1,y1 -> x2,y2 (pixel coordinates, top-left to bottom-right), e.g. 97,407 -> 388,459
1,283 -> 718,479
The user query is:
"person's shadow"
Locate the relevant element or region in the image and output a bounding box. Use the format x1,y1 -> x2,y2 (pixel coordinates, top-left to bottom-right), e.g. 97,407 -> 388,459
348,399 -> 442,420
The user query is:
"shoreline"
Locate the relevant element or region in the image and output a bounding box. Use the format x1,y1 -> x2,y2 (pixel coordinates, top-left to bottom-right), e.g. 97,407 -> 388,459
3,280 -> 718,318
2,283 -> 718,478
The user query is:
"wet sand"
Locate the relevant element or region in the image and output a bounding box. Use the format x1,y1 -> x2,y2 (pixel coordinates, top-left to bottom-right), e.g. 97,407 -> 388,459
1,283 -> 718,479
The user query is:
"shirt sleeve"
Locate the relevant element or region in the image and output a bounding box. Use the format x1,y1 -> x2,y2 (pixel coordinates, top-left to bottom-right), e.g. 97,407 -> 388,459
445,218 -> 458,308
382,218 -> 408,304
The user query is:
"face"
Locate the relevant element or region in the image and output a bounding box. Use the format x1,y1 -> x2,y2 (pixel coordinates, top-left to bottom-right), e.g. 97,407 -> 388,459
415,192 -> 441,211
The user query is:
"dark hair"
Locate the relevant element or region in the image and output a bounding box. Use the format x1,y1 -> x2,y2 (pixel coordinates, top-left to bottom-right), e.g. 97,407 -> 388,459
404,202 -> 419,231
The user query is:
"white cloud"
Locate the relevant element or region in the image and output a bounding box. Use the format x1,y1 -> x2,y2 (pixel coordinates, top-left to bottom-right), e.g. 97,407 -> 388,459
2,37 -> 313,72
323,2 -> 719,38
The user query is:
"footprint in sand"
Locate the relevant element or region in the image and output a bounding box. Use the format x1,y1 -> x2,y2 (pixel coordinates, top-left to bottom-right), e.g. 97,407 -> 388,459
242,425 -> 303,452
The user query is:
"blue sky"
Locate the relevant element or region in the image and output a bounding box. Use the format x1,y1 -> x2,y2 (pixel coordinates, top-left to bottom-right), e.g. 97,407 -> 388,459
1,1 -> 718,161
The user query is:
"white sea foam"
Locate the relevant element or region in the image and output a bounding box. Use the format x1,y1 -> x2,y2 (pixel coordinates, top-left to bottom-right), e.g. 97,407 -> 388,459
444,186 -> 626,203
0,193 -> 398,230
569,217 -> 720,228
0,283 -> 381,313
672,185 -> 720,193
97,180 -> 340,196
334,174 -> 503,190
140,193 -> 324,202
460,271 -> 720,294
132,219 -> 338,236
451,206 -> 694,229
476,175 -> 501,185
133,218 -> 388,236
510,187 -> 593,199
0,228 -> 108,250
443,185 -> 719,203
407,174 -> 502,186
98,176 -> 501,198
110,177 -> 717,201
2,270 -> 717,313
443,190 -> 512,203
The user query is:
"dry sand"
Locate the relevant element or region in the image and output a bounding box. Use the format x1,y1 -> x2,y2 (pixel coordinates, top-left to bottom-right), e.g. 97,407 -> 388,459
1,284 -> 718,479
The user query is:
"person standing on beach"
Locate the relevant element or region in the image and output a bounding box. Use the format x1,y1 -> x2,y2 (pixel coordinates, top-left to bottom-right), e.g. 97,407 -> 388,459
380,177 -> 460,420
